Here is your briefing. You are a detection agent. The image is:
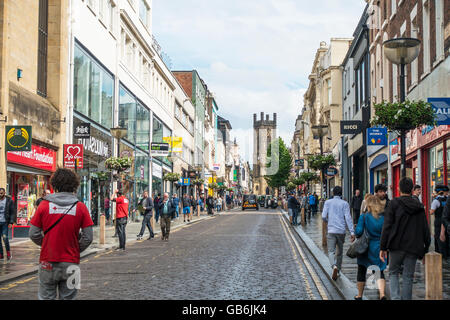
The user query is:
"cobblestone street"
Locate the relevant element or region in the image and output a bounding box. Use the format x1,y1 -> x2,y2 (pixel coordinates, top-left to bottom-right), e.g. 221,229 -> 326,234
0,209 -> 342,300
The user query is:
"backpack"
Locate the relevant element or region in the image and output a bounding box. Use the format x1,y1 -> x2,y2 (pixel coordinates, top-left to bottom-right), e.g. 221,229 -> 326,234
435,196 -> 447,218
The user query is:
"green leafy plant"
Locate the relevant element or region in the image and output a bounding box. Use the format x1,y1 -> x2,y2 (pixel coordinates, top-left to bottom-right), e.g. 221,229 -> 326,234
292,177 -> 305,186
299,172 -> 319,183
307,154 -> 336,171
94,171 -> 110,181
105,157 -> 132,172
192,178 -> 205,186
163,172 -> 181,182
208,182 -> 219,190
371,100 -> 435,131
286,182 -> 296,191
227,188 -> 234,192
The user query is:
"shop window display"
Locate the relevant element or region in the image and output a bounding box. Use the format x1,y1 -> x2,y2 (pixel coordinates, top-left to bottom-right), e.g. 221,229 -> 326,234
429,142 -> 444,204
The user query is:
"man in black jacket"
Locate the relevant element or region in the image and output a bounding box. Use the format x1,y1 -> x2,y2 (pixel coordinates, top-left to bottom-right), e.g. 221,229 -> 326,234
380,177 -> 430,300
0,188 -> 16,261
158,193 -> 176,241
439,186 -> 450,260
287,192 -> 300,226
136,191 -> 154,240
350,189 -> 363,225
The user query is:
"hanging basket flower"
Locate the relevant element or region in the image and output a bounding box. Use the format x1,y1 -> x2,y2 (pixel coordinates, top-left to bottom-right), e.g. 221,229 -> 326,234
307,154 -> 336,171
163,172 -> 181,182
105,157 -> 132,172
208,182 -> 219,190
292,177 -> 305,186
95,171 -> 110,181
286,182 -> 296,191
192,178 -> 204,186
371,100 -> 436,131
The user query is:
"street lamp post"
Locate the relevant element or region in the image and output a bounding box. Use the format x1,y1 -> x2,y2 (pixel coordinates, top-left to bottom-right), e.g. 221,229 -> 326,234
383,38 -> 420,178
311,125 -> 329,198
110,127 -> 127,230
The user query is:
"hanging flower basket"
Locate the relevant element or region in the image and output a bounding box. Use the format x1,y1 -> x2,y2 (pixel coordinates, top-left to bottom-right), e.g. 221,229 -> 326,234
208,183 -> 219,190
192,178 -> 205,186
163,172 -> 181,182
307,154 -> 336,171
94,171 -> 110,181
105,157 -> 132,172
371,100 -> 436,131
299,172 -> 319,183
292,177 -> 305,186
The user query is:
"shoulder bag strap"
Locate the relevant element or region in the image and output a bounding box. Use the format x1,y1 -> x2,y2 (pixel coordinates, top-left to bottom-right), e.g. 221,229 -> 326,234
43,201 -> 78,235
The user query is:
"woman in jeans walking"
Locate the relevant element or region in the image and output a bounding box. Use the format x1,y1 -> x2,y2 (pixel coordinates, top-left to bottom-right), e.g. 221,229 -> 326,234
354,195 -> 387,300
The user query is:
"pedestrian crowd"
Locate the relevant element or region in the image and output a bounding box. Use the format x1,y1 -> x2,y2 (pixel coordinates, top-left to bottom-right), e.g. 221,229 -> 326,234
317,177 -> 449,300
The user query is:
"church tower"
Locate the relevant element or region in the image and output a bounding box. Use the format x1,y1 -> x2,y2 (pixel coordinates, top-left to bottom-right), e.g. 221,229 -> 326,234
252,112 -> 277,195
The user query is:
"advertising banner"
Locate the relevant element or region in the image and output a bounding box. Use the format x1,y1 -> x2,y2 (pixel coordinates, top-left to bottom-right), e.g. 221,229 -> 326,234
16,184 -> 29,225
7,144 -> 57,172
163,137 -> 183,153
63,144 -> 84,169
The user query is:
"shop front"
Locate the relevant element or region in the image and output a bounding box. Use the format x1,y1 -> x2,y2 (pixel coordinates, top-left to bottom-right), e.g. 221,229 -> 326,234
73,114 -> 112,226
369,153 -> 388,194
6,143 -> 57,238
152,160 -> 163,197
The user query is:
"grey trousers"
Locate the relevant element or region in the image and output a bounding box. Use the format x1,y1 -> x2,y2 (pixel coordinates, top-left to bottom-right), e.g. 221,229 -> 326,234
38,262 -> 78,300
327,233 -> 346,271
388,250 -> 418,300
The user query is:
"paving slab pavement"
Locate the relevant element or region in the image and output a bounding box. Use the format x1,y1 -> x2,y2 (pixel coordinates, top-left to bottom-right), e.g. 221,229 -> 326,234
282,208 -> 450,300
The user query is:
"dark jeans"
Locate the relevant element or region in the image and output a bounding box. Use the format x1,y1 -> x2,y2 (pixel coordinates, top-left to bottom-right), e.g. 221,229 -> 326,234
105,208 -> 110,221
292,208 -> 298,225
160,215 -> 171,239
138,214 -> 154,238
353,209 -> 361,225
311,204 -> 318,214
155,210 -> 160,223
0,223 -> 10,256
116,217 -> 127,249
389,250 -> 418,300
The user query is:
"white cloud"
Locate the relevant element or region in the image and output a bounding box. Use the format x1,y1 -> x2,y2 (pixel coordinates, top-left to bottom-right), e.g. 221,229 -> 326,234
153,0 -> 366,161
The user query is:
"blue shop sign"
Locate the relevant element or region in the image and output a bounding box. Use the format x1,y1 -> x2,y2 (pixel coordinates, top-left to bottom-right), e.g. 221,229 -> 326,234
429,97 -> 450,125
179,178 -> 191,186
367,127 -> 388,146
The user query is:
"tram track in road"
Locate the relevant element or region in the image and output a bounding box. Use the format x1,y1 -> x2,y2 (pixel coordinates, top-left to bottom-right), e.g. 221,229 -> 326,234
277,210 -> 343,300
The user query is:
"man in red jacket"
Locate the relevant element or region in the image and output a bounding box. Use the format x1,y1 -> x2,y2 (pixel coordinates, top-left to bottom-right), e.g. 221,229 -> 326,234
111,189 -> 129,251
29,168 -> 93,300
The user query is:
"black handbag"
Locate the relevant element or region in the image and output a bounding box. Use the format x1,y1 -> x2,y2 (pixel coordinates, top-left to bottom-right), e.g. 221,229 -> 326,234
346,214 -> 370,259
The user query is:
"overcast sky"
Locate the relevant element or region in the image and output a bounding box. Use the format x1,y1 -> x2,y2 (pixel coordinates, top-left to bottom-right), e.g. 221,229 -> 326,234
153,0 -> 367,164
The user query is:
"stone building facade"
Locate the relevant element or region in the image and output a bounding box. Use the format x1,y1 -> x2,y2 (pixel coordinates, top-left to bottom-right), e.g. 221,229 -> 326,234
252,112 -> 277,195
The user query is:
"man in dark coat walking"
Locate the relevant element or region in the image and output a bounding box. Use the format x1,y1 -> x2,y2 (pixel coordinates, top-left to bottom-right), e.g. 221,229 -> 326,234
136,191 -> 154,240
380,177 -> 430,300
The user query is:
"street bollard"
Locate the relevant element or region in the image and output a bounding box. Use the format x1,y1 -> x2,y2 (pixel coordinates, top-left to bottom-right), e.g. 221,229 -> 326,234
322,220 -> 327,248
151,214 -> 155,233
197,204 -> 200,216
100,215 -> 105,245
301,208 -> 306,227
425,252 -> 442,300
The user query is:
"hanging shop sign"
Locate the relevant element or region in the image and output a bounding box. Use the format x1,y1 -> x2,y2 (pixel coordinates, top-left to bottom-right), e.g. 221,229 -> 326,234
63,144 -> 84,169
7,144 -> 57,172
213,164 -> 220,171
73,122 -> 90,138
367,127 -> 388,146
179,178 -> 191,186
340,120 -> 362,135
187,170 -> 198,179
163,137 -> 183,153
5,125 -> 32,152
150,142 -> 170,157
429,97 -> 450,125
325,166 -> 339,177
295,159 -> 304,169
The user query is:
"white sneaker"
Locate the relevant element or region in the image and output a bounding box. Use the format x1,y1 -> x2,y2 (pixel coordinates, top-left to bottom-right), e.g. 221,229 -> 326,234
332,266 -> 339,281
